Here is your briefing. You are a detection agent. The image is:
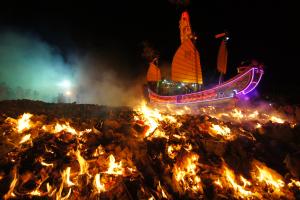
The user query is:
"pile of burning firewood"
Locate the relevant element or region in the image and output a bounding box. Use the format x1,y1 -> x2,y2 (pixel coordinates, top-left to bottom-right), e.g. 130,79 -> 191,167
0,100 -> 299,199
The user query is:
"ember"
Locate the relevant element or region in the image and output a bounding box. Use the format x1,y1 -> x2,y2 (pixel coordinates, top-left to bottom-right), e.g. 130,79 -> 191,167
0,100 -> 300,199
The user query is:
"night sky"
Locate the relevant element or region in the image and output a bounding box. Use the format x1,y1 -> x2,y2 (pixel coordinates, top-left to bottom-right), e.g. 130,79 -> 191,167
0,0 -> 299,103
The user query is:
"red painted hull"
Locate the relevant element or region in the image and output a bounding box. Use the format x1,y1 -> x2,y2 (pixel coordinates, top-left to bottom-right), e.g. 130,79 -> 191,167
148,67 -> 264,105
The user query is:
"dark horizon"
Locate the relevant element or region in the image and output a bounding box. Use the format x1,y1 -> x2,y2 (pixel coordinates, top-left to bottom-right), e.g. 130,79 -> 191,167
0,0 -> 299,104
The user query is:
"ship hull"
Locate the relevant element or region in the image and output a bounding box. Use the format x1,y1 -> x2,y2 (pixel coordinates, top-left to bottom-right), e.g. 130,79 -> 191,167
148,67 -> 264,105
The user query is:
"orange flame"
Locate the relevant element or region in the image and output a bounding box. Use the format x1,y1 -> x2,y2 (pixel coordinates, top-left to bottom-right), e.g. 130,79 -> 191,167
17,113 -> 33,133
106,154 -> 124,175
157,181 -> 168,199
54,122 -> 77,135
134,101 -> 178,137
19,134 -> 31,144
3,168 -> 18,200
63,167 -> 75,187
288,179 -> 300,189
75,150 -> 89,175
167,144 -> 182,159
172,153 -> 203,194
93,145 -> 105,157
148,129 -> 169,140
222,166 -> 254,198
270,116 -> 285,124
94,173 -> 106,193
208,123 -> 234,140
56,168 -> 74,200
231,108 -> 244,120
252,160 -> 285,195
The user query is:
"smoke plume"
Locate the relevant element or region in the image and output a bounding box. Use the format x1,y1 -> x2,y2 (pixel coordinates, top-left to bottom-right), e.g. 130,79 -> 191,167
0,30 -> 143,106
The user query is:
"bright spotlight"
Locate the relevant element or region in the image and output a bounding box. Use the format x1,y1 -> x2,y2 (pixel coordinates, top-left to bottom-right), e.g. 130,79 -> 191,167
65,91 -> 72,96
59,80 -> 71,88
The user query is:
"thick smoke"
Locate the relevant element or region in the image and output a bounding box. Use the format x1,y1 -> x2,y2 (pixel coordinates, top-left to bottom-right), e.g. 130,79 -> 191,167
0,30 -> 143,106
73,54 -> 144,106
0,31 -> 74,102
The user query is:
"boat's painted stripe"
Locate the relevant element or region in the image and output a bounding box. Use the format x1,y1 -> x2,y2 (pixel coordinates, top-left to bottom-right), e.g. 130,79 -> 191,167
148,67 -> 264,105
151,95 -> 234,105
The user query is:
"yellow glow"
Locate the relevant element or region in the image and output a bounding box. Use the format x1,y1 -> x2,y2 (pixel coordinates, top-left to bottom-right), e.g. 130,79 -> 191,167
157,181 -> 168,199
63,167 -> 75,187
288,179 -> 300,188
229,108 -> 244,119
106,154 -> 124,175
148,129 -> 169,140
94,173 -> 105,193
75,150 -> 89,175
252,160 -> 285,195
19,134 -> 31,144
17,113 -> 33,133
29,189 -> 42,196
167,144 -> 182,159
134,101 -> 178,138
54,122 -> 77,135
270,116 -> 285,124
208,123 -> 233,140
223,166 -> 254,198
3,168 -> 18,200
256,123 -> 262,129
172,153 -> 202,193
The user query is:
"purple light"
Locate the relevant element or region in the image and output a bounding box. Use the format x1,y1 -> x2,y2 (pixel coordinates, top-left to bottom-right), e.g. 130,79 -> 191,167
237,69 -> 255,95
148,67 -> 264,105
236,68 -> 263,96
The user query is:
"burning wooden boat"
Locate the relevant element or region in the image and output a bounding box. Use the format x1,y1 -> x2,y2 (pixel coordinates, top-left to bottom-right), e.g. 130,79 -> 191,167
146,11 -> 264,105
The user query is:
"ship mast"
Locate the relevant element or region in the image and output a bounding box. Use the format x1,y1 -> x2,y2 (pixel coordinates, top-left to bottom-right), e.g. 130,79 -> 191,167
180,12 -> 200,89
171,11 -> 203,91
179,11 -> 194,43
215,32 -> 229,84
